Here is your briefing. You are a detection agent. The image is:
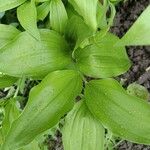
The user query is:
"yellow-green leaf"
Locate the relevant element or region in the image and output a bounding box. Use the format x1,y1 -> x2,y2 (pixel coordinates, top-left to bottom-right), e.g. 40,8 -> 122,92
85,78 -> 150,145
62,100 -> 104,150
75,33 -> 131,78
0,30 -> 71,78
2,70 -> 82,150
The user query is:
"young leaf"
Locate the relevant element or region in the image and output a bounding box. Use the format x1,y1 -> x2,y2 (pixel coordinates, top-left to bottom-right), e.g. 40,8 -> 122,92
85,78 -> 150,145
119,5 -> 150,46
37,1 -> 50,21
62,100 -> 105,150
0,75 -> 17,88
0,0 -> 27,12
2,70 -> 82,149
1,99 -> 20,138
68,0 -> 98,31
0,30 -> 71,78
127,83 -> 149,100
0,24 -> 20,48
74,33 -> 131,78
17,0 -> 40,40
50,0 -> 68,34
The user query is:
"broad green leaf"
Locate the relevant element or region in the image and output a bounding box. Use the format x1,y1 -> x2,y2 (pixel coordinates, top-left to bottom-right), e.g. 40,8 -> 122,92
17,0 -> 40,40
0,24 -> 20,48
119,5 -> 150,46
0,75 -> 17,88
0,29 -> 71,78
50,0 -> 68,34
35,0 -> 49,2
0,0 -> 27,12
74,33 -> 131,78
37,1 -> 50,21
127,83 -> 149,100
85,78 -> 150,144
1,99 -> 20,138
2,70 -> 82,149
68,0 -> 98,31
62,100 -> 104,150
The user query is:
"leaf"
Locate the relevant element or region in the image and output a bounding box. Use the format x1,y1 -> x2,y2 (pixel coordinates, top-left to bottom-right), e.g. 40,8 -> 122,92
118,5 -> 150,46
50,0 -> 68,34
0,0 -> 27,12
85,78 -> 150,145
65,5 -> 93,49
37,1 -> 50,21
127,83 -> 149,100
17,0 -> 40,40
62,100 -> 104,150
1,99 -> 20,138
0,29 -> 71,78
0,24 -> 20,48
2,70 -> 82,149
0,75 -> 17,88
68,0 -> 98,31
74,32 -> 131,78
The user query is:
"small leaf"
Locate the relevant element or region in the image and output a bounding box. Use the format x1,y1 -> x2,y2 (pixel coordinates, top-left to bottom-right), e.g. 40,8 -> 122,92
37,1 -> 50,21
50,0 -> 68,34
75,33 -> 131,78
119,5 -> 150,46
68,0 -> 98,31
1,99 -> 20,138
127,83 -> 149,100
2,70 -> 82,149
85,78 -> 150,145
0,0 -> 27,12
0,30 -> 71,78
62,100 -> 105,150
0,24 -> 20,48
0,75 -> 17,88
17,0 -> 40,40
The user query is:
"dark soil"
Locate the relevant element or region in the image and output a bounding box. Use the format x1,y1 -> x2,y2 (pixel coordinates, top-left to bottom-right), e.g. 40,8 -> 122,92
111,0 -> 150,92
111,0 -> 150,149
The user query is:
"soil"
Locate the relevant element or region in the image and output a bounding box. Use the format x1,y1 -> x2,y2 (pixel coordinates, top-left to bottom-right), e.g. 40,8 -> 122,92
111,0 -> 150,149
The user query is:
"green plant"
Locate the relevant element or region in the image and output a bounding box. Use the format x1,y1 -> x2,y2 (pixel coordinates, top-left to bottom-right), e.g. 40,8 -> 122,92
0,0 -> 150,149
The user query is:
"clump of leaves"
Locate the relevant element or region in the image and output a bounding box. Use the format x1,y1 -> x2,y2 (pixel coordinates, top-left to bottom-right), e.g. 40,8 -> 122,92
0,0 -> 150,150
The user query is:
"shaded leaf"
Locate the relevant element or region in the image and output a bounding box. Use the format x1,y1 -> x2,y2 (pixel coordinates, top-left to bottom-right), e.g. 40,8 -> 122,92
2,70 -> 82,149
37,1 -> 50,21
0,0 -> 27,12
0,75 -> 17,89
85,78 -> 150,145
62,100 -> 104,150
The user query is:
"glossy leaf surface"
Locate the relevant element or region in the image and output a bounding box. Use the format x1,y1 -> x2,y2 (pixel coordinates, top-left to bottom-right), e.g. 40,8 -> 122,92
2,70 -> 82,149
62,101 -> 104,150
0,30 -> 71,78
75,33 -> 131,78
85,78 -> 150,144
